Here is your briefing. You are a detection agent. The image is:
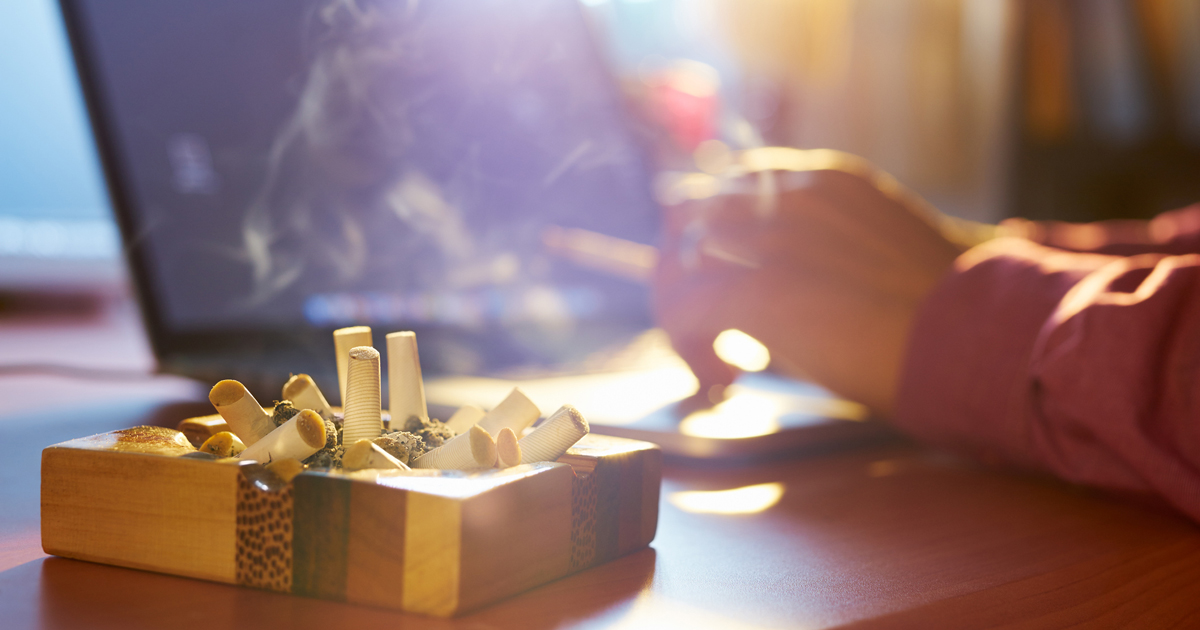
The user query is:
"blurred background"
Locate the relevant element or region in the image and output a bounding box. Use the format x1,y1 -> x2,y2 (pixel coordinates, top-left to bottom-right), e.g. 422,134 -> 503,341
3,0 -> 1200,294
0,0 -> 120,290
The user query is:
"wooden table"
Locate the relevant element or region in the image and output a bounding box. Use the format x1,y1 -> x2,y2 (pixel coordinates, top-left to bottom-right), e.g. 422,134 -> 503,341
3,298 -> 1199,629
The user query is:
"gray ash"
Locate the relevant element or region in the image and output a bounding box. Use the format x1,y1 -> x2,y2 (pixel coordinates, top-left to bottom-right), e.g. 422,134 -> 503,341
303,420 -> 343,469
374,431 -> 426,465
271,400 -> 301,427
306,445 -> 345,469
401,416 -> 456,449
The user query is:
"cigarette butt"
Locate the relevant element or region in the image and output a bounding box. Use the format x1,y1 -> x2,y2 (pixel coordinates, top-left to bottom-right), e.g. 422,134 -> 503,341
239,409 -> 328,464
342,346 -> 383,445
542,225 -> 658,283
343,438 -> 412,472
519,405 -> 589,464
209,380 -> 274,446
478,388 -> 540,437
334,326 -> 373,405
177,415 -> 230,447
413,425 -> 496,469
496,427 -> 521,468
443,405 -> 485,435
199,431 -> 246,458
282,374 -> 335,422
470,424 -> 497,467
386,331 -> 428,426
266,458 -> 306,483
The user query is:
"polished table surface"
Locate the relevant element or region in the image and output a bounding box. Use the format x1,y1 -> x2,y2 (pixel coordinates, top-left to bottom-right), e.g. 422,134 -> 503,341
3,299 -> 1200,629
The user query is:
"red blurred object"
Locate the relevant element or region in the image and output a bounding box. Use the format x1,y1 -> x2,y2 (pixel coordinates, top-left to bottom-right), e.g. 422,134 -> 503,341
644,60 -> 721,153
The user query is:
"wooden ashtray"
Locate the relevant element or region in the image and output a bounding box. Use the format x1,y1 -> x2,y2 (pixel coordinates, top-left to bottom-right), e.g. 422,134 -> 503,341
41,425 -> 660,616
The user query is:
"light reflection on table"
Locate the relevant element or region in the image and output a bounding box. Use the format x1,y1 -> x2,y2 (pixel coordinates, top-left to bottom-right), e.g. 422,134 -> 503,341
669,482 -> 786,515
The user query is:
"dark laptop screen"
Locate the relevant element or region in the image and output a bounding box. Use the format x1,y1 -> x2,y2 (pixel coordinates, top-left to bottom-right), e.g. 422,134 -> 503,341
65,0 -> 657,342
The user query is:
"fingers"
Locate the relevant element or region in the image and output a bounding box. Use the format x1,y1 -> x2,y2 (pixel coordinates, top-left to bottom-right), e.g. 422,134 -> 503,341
670,330 -> 738,403
653,280 -> 739,406
652,158 -> 960,417
665,176 -> 957,299
652,220 -> 744,401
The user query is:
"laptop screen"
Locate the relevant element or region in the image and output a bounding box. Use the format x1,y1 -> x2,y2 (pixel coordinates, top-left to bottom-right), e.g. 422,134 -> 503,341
63,0 -> 658,363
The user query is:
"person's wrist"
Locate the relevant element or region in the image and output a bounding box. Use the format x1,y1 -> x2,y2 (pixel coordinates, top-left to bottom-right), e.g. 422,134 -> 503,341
872,242 -> 962,418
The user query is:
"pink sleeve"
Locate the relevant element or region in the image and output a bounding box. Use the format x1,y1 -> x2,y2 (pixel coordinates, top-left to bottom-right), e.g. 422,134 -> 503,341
894,237 -> 1200,521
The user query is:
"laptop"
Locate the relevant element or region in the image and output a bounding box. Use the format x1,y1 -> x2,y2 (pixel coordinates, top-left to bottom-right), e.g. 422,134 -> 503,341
59,0 -> 889,458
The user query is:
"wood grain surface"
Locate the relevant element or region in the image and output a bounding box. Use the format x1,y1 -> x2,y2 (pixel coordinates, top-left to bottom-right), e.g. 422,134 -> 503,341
4,308 -> 1200,628
39,423 -> 658,617
41,432 -> 240,583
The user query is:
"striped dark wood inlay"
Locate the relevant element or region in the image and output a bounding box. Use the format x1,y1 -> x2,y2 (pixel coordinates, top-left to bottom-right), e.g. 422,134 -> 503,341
292,473 -> 351,600
617,453 -> 645,556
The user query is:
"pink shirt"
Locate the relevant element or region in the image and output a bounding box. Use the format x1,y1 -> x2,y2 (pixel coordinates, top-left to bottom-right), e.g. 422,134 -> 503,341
895,205 -> 1200,521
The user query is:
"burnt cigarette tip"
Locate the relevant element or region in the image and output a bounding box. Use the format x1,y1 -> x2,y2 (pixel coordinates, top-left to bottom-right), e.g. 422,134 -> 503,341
556,404 -> 589,433
349,345 -> 380,361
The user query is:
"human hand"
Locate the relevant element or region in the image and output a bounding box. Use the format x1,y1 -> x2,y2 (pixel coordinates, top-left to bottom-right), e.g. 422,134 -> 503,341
654,151 -> 969,417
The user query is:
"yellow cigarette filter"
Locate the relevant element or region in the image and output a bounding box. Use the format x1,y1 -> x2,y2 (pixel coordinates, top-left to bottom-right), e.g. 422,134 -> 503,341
386,331 -> 428,425
519,405 -> 589,464
177,416 -> 230,447
239,409 -> 328,464
265,458 -> 306,483
413,425 -> 496,470
199,431 -> 246,458
282,374 -> 335,422
477,388 -> 540,436
342,346 -> 383,445
208,380 -> 274,446
495,427 -> 521,468
334,325 -> 373,405
342,438 -> 412,472
443,404 -> 485,435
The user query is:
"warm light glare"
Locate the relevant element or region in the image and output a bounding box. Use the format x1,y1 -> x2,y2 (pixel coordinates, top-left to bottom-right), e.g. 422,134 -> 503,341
713,329 -> 770,372
678,392 -> 780,438
656,171 -> 721,205
424,330 -> 701,427
739,147 -> 863,174
610,593 -> 784,630
669,483 -> 785,515
662,59 -> 720,98
678,386 -> 870,439
427,367 -> 698,427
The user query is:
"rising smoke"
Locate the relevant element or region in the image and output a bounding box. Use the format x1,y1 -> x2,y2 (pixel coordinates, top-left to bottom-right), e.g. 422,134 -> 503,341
241,0 -> 479,305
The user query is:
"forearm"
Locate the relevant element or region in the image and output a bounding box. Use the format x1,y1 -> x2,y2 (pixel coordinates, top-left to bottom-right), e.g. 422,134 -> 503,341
895,237 -> 1200,521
